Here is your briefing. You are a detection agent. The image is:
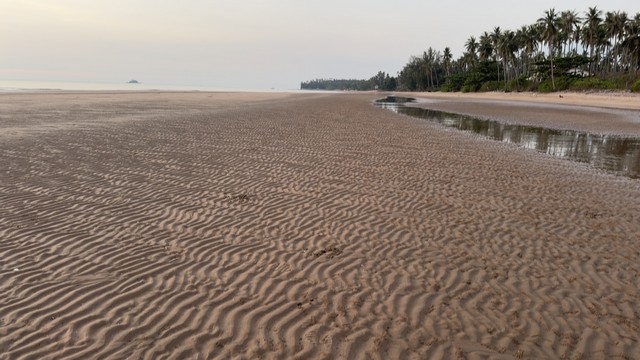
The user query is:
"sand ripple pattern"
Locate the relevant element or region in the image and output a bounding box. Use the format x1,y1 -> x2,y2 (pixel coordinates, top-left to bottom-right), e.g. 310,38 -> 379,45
1,92 -> 640,359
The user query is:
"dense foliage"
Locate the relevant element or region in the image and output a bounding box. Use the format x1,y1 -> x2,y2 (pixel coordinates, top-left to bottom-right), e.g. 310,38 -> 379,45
397,7 -> 640,92
300,71 -> 397,91
302,7 -> 640,93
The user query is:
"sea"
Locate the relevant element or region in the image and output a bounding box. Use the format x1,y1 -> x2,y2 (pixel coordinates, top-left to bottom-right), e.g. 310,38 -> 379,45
0,80 -> 299,93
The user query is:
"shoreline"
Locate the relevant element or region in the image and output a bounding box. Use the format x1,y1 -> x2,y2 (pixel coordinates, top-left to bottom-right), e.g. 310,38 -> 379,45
406,90 -> 640,110
3,89 -> 639,136
392,91 -> 640,136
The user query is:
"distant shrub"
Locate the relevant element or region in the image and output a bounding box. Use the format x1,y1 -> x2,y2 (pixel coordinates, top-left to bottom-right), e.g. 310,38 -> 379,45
631,79 -> 640,93
537,76 -> 574,92
443,74 -> 466,92
555,77 -> 575,91
439,82 -> 459,92
478,81 -> 502,92
523,80 -> 540,92
569,77 -> 614,91
461,80 -> 481,92
537,80 -> 554,93
601,73 -> 640,89
506,77 -> 532,92
461,85 -> 474,93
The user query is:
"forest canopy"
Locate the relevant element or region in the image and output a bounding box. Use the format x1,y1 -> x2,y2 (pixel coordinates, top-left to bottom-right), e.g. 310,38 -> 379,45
300,71 -> 397,91
301,7 -> 640,93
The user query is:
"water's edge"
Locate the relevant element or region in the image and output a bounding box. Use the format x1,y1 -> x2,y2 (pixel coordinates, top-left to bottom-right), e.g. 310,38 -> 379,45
375,96 -> 640,179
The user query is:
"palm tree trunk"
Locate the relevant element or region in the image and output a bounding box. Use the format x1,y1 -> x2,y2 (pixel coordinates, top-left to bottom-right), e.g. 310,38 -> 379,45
589,35 -> 595,75
504,58 -> 508,90
550,45 -> 556,90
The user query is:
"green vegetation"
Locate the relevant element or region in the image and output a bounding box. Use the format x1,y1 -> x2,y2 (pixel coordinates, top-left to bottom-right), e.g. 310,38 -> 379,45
302,7 -> 640,93
300,71 -> 396,91
397,7 -> 640,93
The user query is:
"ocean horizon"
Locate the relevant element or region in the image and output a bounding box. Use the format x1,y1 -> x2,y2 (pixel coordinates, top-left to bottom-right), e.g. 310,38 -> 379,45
0,79 -> 304,93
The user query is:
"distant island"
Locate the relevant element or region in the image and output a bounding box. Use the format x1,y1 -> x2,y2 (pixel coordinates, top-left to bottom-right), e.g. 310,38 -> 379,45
127,79 -> 140,84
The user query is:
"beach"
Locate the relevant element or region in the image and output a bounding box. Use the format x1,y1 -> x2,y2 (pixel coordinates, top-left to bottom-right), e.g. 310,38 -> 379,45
1,91 -> 639,359
403,91 -> 640,135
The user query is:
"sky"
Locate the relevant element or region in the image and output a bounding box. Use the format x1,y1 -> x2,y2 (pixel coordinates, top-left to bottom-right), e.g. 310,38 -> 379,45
2,0 -> 640,90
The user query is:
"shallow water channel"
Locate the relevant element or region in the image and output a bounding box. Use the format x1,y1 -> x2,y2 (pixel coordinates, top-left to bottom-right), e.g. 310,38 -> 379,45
375,96 -> 640,179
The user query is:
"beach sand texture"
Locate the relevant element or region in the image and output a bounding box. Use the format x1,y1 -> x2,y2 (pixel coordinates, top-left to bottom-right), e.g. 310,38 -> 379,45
1,92 -> 639,359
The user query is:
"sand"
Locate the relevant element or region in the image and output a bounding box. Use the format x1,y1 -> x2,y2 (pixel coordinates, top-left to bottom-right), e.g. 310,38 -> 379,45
400,91 -> 640,136
1,91 -> 639,359
410,91 -> 640,110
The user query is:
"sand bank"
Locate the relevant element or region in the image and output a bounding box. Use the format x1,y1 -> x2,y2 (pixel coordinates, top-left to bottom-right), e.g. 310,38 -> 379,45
410,91 -> 640,110
399,91 -> 640,135
0,92 -> 639,359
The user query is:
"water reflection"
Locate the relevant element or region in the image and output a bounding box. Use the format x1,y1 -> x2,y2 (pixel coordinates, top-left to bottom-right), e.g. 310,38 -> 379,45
375,96 -> 640,179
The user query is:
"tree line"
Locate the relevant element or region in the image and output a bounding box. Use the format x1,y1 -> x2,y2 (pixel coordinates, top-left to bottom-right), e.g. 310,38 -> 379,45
398,7 -> 640,92
301,7 -> 640,93
300,71 -> 397,91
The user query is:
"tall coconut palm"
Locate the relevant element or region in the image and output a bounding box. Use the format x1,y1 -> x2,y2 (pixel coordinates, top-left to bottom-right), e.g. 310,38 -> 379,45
516,26 -> 528,76
538,9 -> 561,89
498,30 -> 519,89
572,24 -> 583,55
465,36 -> 479,67
491,27 -> 503,82
479,32 -> 494,61
443,47 -> 453,77
560,10 -> 581,56
594,25 -> 611,75
584,6 -> 603,74
610,11 -> 629,71
622,13 -> 640,73
604,12 -> 618,71
520,24 -> 541,77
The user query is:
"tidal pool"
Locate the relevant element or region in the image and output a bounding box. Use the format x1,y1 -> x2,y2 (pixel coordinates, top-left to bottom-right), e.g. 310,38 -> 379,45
375,96 -> 640,179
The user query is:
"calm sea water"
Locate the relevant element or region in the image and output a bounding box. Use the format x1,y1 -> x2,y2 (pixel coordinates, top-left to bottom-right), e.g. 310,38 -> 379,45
0,80 -> 294,93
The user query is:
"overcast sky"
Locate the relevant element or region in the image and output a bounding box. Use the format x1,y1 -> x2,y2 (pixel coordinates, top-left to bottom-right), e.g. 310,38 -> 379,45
2,0 -> 640,90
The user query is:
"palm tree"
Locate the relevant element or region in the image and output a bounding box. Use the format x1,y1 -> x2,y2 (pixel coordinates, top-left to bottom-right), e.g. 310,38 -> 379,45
465,36 -> 479,67
572,24 -> 582,56
594,24 -> 610,75
622,13 -> 640,74
609,11 -> 629,71
479,32 -> 494,61
396,5 -> 638,93
491,27 -> 503,82
584,6 -> 603,74
560,10 -> 581,56
443,47 -> 453,77
519,24 -> 540,77
498,30 -> 519,89
604,12 -> 617,71
538,9 -> 561,89
516,26 -> 528,77
420,47 -> 443,90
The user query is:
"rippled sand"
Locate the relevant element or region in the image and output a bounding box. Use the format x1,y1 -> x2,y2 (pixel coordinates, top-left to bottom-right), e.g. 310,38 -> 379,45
1,92 -> 639,359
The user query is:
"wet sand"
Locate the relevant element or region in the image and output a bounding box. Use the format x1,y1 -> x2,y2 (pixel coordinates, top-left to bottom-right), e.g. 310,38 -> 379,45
401,91 -> 640,136
1,91 -> 639,359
